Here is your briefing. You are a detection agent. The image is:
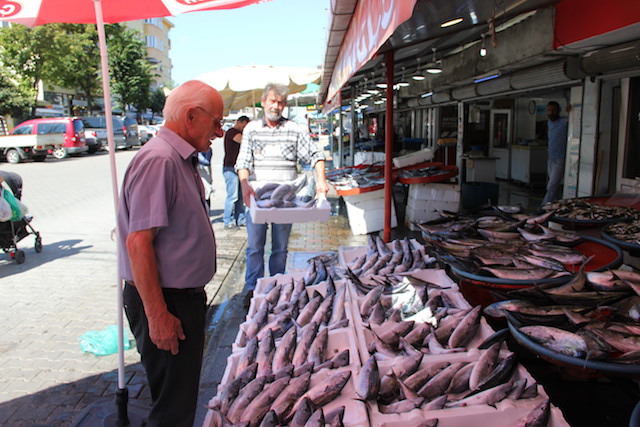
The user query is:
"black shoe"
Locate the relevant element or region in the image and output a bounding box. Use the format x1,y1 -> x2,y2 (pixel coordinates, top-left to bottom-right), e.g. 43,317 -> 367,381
243,290 -> 253,308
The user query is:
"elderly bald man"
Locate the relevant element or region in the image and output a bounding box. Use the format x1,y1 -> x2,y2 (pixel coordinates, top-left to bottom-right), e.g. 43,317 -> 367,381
118,80 -> 224,427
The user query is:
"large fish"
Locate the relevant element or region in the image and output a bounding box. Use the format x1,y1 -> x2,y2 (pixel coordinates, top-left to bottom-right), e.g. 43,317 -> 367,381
256,329 -> 275,378
446,380 -> 513,408
324,406 -> 345,427
297,293 -> 324,327
289,396 -> 313,427
307,327 -> 329,366
519,325 -> 588,357
305,408 -> 325,427
292,321 -> 319,367
379,397 -> 425,414
515,398 -> 551,427
272,326 -> 297,373
328,286 -> 346,325
225,376 -> 268,423
235,336 -> 259,378
417,362 -> 465,399
355,354 -> 379,400
297,370 -> 352,408
239,375 -> 291,427
448,305 -> 482,349
391,353 -> 423,379
480,266 -> 557,281
468,342 -> 501,390
310,293 -> 334,326
360,286 -> 385,318
244,302 -> 269,341
270,372 -> 312,420
215,362 -> 258,414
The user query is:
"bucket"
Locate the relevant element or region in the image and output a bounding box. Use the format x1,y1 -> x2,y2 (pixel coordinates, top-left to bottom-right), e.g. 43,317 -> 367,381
460,181 -> 499,211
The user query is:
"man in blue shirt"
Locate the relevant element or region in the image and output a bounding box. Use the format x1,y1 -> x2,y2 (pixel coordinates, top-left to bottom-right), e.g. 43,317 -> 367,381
542,101 -> 568,205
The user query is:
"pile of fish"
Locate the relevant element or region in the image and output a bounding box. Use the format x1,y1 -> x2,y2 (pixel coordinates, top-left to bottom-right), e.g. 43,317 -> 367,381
353,343 -> 550,426
254,175 -> 317,208
418,210 -> 589,282
602,219 -> 640,246
486,268 -> 640,364
344,234 -> 437,282
542,198 -> 640,222
326,165 -> 385,192
210,275 -> 358,426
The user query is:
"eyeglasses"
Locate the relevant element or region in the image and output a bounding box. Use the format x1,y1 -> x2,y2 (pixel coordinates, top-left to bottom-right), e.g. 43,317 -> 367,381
196,106 -> 223,129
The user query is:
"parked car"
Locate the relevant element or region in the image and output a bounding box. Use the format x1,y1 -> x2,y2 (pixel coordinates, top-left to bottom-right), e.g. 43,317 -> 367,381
137,124 -> 159,144
10,117 -> 87,159
0,130 -> 62,163
80,116 -> 136,151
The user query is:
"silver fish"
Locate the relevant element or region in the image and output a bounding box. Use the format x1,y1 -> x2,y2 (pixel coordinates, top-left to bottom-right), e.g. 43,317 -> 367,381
391,353 -> 423,379
475,353 -> 517,392
299,370 -> 351,408
216,362 -> 258,414
289,396 -> 313,427
361,286 -> 385,318
417,362 -> 465,399
468,342 -> 502,391
445,380 -> 513,408
355,354 -> 379,400
515,398 -> 551,427
307,327 -> 329,366
379,397 -> 425,414
519,325 -> 588,357
446,361 -> 475,394
256,329 -> 275,379
310,293 -> 334,326
297,294 -> 323,327
448,305 -> 482,349
304,408 -> 324,427
292,321 -> 319,367
328,286 -> 346,325
404,362 -> 448,391
272,326 -> 297,373
258,410 -> 279,427
239,376 -> 290,426
235,336 -> 259,378
270,372 -> 312,420
244,302 -> 269,340
324,406 -> 345,427
226,376 -> 267,423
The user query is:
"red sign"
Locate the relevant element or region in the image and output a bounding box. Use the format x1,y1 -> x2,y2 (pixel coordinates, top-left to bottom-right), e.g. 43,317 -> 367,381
0,1 -> 22,18
325,0 -> 416,105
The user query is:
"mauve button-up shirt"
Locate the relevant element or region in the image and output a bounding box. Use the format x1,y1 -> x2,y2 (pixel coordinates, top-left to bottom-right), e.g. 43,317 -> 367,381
117,127 -> 216,289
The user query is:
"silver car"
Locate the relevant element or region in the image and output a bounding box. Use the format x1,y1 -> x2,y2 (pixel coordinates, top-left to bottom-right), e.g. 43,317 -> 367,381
80,116 -> 136,150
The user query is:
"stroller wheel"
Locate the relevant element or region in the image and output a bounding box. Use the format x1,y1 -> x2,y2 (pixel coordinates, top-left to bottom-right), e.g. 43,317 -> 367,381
15,250 -> 25,264
35,238 -> 43,253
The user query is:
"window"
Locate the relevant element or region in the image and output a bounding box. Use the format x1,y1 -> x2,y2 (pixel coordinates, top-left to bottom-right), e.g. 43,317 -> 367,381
144,18 -> 161,27
145,35 -> 163,51
12,125 -> 32,135
37,122 -> 66,134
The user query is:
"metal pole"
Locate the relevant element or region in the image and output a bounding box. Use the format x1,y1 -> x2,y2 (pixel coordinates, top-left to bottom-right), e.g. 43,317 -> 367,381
338,108 -> 344,169
350,85 -> 356,167
384,50 -> 394,243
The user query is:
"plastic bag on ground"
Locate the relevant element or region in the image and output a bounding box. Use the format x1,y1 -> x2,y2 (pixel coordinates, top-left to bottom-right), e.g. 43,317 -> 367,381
79,325 -> 131,356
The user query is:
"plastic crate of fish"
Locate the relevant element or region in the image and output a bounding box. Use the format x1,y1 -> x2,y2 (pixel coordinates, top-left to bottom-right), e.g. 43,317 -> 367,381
249,194 -> 331,224
233,280 -> 353,353
254,272 -> 305,296
347,284 -> 494,365
366,351 -> 569,427
338,238 -> 425,269
343,189 -> 398,235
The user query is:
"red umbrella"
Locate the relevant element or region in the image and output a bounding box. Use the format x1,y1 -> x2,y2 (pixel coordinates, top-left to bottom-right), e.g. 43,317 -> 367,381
0,1 -> 269,425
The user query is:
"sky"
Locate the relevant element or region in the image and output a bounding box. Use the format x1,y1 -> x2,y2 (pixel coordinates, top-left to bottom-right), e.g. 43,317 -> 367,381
168,0 -> 331,86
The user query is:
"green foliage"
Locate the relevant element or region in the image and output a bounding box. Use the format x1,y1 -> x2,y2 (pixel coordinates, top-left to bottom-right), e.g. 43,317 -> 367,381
0,66 -> 34,117
106,24 -> 154,114
149,88 -> 166,115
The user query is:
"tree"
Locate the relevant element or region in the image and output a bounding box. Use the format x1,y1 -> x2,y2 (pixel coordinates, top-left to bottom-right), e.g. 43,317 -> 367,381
149,88 -> 166,117
0,66 -> 34,118
0,24 -> 59,115
46,24 -> 102,114
107,24 -> 154,115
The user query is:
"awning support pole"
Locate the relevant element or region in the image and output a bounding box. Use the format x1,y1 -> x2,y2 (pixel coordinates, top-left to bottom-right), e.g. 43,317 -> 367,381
384,50 -> 394,243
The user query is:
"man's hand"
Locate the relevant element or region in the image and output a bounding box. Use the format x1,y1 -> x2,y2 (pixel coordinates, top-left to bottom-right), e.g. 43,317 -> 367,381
148,310 -> 185,355
316,179 -> 330,195
237,169 -> 255,206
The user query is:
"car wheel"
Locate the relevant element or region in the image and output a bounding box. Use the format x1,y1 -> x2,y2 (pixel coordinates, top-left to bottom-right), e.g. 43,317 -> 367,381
15,250 -> 25,264
53,147 -> 68,159
5,149 -> 21,164
32,155 -> 46,162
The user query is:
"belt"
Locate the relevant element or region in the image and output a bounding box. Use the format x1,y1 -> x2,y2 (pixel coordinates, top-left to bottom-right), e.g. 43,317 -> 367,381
124,280 -> 205,295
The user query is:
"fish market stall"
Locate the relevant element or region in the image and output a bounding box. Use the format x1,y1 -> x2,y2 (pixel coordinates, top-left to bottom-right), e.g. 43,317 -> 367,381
203,234 -> 570,427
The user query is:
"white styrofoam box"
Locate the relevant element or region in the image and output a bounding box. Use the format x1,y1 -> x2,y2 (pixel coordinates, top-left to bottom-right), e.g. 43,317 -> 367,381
368,354 -> 569,427
355,151 -> 386,166
408,182 -> 460,203
343,189 -> 397,235
392,147 -> 434,168
249,194 -> 330,224
405,201 -> 460,231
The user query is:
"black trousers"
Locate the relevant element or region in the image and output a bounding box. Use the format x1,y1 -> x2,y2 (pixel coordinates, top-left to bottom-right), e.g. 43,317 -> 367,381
123,283 -> 206,427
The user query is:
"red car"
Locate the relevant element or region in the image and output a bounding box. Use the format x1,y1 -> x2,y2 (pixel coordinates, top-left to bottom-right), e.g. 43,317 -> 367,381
12,117 -> 88,159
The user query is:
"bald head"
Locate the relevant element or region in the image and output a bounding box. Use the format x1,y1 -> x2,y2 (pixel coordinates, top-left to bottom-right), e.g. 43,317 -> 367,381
163,80 -> 223,123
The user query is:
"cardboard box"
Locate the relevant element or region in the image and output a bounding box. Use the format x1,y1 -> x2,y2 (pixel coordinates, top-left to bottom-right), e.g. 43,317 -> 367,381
249,194 -> 331,224
343,189 -> 397,235
392,147 -> 434,168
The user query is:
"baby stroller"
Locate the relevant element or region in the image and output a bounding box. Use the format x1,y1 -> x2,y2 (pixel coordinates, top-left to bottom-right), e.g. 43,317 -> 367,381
0,171 -> 42,264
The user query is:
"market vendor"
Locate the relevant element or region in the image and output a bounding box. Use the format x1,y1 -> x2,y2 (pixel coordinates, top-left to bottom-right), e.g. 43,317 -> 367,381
236,82 -> 329,306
